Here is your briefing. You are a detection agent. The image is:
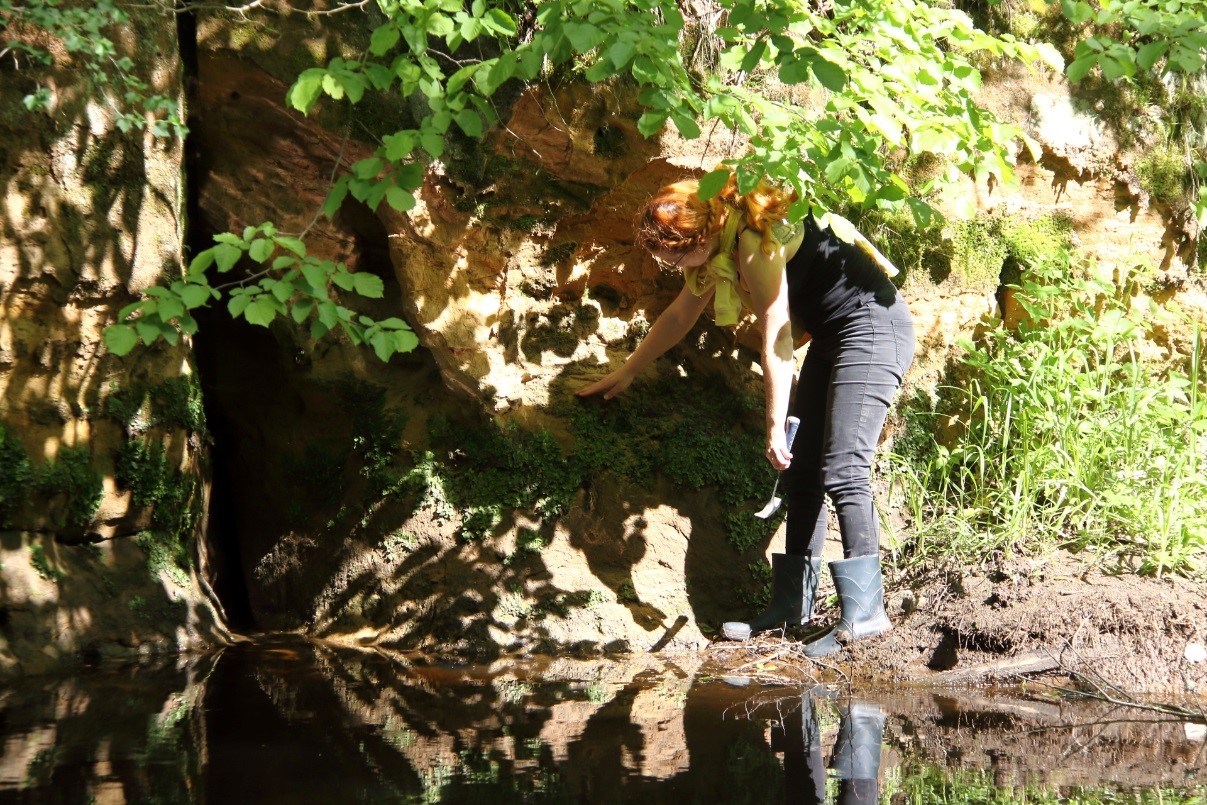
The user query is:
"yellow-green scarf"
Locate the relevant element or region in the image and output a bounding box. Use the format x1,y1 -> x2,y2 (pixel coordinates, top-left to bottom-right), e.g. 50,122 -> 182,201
683,212 -> 744,326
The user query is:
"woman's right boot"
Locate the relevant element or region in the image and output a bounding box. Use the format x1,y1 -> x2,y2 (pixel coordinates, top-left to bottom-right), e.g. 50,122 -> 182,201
802,555 -> 891,658
721,553 -> 822,641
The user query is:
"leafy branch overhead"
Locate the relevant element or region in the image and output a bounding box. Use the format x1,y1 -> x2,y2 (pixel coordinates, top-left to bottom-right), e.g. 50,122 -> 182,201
8,0 -> 1204,360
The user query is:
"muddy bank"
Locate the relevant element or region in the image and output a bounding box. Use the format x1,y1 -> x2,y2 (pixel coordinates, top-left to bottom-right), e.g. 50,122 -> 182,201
700,550 -> 1207,702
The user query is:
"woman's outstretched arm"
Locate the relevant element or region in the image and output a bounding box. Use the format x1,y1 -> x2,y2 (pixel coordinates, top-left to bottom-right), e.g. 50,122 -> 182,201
576,284 -> 713,399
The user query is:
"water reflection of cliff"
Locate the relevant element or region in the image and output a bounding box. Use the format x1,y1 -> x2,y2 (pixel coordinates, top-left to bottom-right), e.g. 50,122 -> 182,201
1,638 -> 1203,802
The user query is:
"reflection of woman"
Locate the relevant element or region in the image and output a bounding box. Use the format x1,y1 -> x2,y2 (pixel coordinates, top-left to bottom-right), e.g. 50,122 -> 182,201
577,170 -> 914,655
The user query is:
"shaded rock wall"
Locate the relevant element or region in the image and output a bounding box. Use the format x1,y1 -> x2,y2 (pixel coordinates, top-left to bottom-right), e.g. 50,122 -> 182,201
0,7 -> 228,675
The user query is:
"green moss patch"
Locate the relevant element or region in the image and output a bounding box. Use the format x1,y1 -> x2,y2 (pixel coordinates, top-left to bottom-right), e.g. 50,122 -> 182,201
103,374 -> 206,434
0,425 -> 33,527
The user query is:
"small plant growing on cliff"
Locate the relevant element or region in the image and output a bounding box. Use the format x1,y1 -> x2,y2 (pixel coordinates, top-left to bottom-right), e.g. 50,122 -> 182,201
29,542 -> 64,583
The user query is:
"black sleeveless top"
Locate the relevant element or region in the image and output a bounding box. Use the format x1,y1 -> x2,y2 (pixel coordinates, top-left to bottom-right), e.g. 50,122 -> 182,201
786,216 -> 900,337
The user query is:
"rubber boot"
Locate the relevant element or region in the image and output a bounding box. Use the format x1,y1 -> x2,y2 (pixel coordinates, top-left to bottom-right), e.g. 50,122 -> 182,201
831,701 -> 885,805
721,554 -> 822,641
802,555 -> 891,658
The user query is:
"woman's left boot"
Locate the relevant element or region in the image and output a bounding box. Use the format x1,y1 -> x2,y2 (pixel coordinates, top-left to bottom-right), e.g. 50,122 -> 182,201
802,555 -> 891,658
721,554 -> 822,641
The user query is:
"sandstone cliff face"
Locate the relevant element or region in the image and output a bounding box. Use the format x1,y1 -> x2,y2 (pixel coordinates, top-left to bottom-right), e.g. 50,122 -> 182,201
0,9 -> 227,676
2,7 -> 1201,673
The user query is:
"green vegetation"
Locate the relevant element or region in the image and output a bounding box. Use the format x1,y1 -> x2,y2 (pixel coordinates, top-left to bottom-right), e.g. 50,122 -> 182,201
891,257 -> 1207,577
115,440 -> 172,509
82,0 -> 1069,360
29,542 -> 64,583
949,213 -> 1074,290
567,370 -> 773,551
887,761 -> 1206,804
1136,145 -> 1189,207
0,425 -> 32,527
539,241 -> 578,268
104,374 -> 207,434
135,530 -> 191,588
428,414 -> 581,540
35,446 -> 104,529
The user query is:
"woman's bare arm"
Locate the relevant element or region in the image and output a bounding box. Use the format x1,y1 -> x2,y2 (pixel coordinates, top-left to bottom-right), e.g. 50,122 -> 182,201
576,284 -> 713,399
738,228 -> 796,469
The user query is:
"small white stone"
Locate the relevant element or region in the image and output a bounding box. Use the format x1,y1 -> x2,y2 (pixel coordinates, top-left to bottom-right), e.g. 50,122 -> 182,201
1185,643 -> 1207,664
1185,722 -> 1206,742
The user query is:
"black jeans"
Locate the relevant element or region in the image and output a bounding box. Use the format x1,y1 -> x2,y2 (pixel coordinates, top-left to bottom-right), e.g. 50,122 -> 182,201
783,295 -> 915,559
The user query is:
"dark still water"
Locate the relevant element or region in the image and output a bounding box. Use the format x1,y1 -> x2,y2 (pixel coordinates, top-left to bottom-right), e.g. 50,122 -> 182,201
0,637 -> 1203,803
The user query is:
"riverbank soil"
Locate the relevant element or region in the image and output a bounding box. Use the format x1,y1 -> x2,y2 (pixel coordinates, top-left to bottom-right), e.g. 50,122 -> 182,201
703,549 -> 1207,701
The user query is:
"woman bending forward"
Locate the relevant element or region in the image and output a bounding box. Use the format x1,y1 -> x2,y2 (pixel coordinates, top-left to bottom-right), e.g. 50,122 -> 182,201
576,170 -> 915,656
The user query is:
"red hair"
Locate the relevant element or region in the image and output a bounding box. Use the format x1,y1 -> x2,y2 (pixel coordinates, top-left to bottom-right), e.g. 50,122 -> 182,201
636,169 -> 797,257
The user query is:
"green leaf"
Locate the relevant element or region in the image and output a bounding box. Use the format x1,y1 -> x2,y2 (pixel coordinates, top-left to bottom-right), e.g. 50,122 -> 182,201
244,298 -> 278,327
609,41 -> 636,70
134,317 -> 161,345
268,279 -> 294,303
370,24 -> 401,55
394,329 -> 420,353
386,186 -> 417,212
420,133 -> 445,158
384,131 -> 417,161
188,250 -> 215,276
157,297 -> 185,321
180,284 -> 211,309
248,238 -> 274,263
322,73 -> 345,101
455,109 -> 483,137
353,157 -> 384,179
368,331 -> 391,362
103,324 -> 139,356
352,272 -> 385,298
287,69 -> 325,113
811,59 -> 847,92
332,271 -> 356,291
118,301 -> 145,320
778,57 -> 811,85
485,8 -> 517,36
291,297 -> 315,324
275,236 -> 305,257
637,111 -> 668,137
1066,54 -> 1097,82
322,179 -> 350,219
1135,40 -> 1168,71
564,22 -> 603,52
317,301 -> 340,328
697,169 -> 730,200
301,262 -> 328,291
1098,55 -> 1131,81
740,39 -> 768,73
227,293 -> 252,318
670,111 -> 700,140
213,242 -> 243,273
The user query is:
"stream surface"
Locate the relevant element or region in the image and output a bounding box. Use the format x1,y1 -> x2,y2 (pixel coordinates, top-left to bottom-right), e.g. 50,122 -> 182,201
0,636 -> 1203,803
